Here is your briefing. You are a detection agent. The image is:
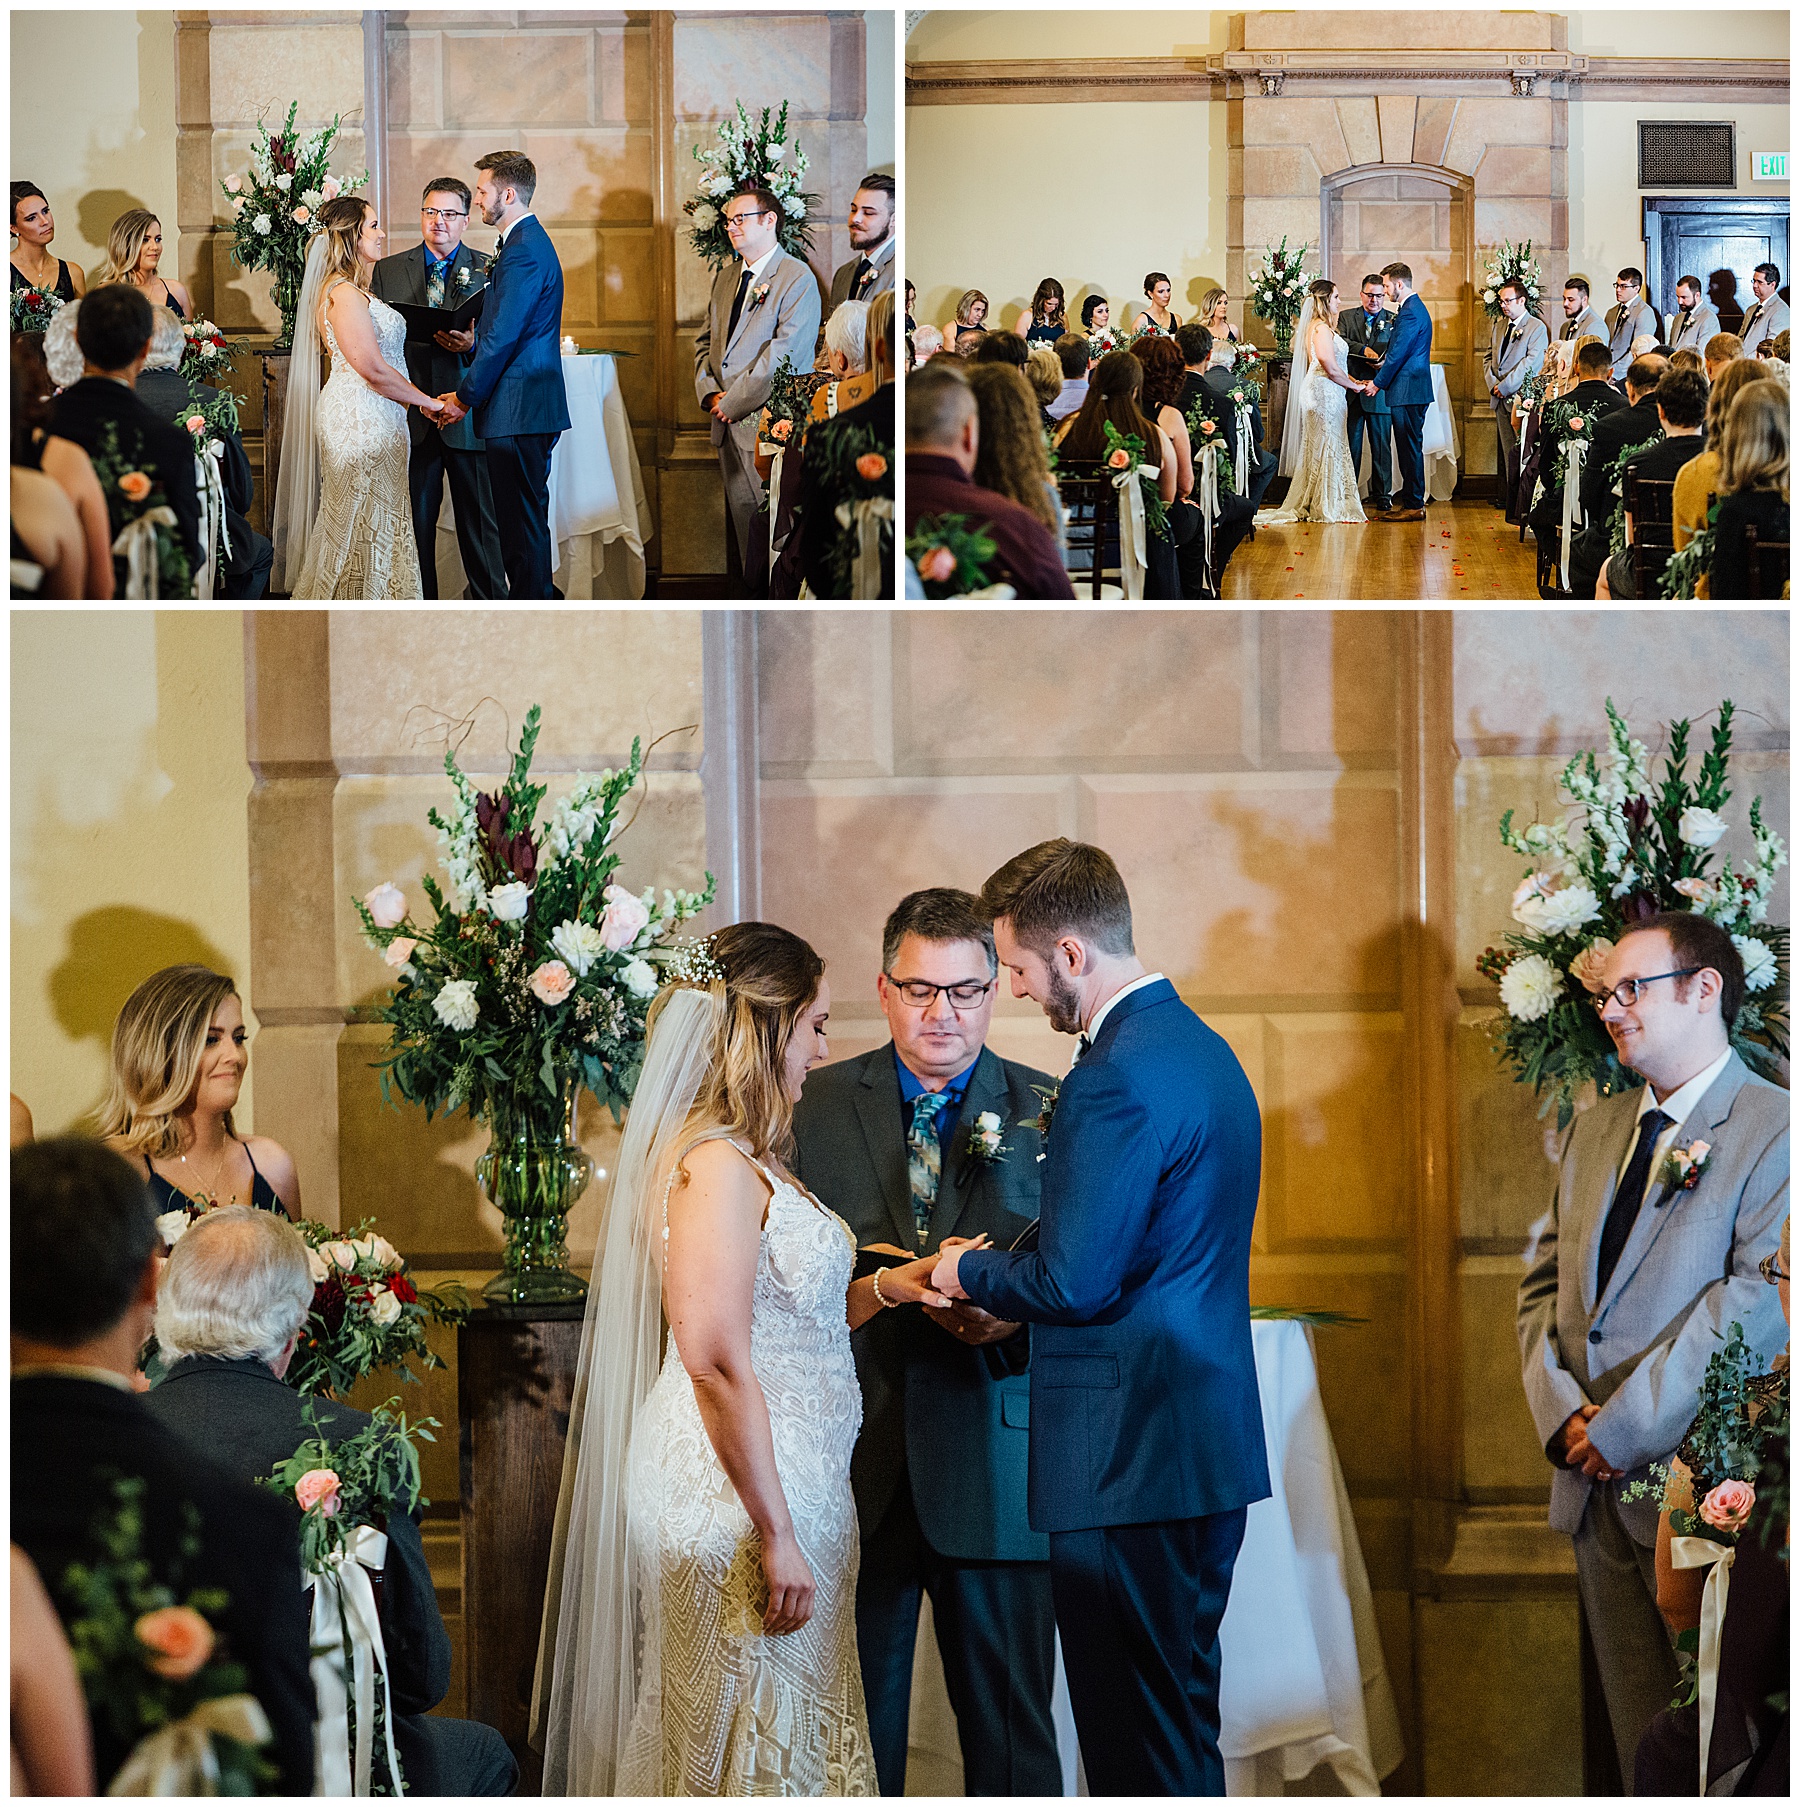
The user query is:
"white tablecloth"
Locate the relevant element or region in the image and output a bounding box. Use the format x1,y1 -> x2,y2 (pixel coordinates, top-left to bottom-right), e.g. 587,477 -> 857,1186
906,1318 -> 1403,1795
435,352 -> 650,598
1357,363 -> 1460,503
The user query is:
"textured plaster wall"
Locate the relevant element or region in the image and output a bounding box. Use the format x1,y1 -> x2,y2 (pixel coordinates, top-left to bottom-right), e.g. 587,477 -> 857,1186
11,611 -> 254,1140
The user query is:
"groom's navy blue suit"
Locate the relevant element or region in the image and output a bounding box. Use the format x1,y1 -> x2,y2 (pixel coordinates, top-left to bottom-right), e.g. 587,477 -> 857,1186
1371,290 -> 1434,509
957,978 -> 1269,1794
454,212 -> 570,598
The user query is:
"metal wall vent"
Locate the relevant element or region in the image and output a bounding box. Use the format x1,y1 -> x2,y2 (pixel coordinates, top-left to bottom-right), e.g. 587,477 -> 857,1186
1639,122 -> 1737,189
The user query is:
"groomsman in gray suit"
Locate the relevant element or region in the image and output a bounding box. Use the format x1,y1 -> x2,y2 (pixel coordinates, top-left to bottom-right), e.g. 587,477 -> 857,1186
829,174 -> 896,311
1483,279 -> 1550,512
694,185 -> 822,587
1665,274 -> 1721,353
1517,912 -> 1787,1786
1559,276 -> 1604,344
1737,262 -> 1790,356
1604,268 -> 1659,379
792,889 -> 1063,1798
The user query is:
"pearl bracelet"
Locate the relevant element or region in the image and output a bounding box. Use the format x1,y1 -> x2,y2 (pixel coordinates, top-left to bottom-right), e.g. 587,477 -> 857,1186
871,1266 -> 897,1309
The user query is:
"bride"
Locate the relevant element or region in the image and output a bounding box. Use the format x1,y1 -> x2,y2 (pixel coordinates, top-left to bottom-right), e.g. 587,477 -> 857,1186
1260,278 -> 1366,525
532,923 -> 958,1795
271,195 -> 445,597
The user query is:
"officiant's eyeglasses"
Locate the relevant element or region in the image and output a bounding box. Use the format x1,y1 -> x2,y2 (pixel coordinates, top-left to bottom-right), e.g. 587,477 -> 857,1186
884,976 -> 995,1009
1590,968 -> 1701,1010
422,208 -> 468,221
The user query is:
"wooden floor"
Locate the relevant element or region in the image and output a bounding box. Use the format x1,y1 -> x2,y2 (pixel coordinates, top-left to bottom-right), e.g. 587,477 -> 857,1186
1225,496 -> 1543,600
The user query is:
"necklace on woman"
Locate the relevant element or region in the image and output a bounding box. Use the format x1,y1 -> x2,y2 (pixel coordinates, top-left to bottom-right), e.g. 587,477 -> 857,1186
14,245 -> 54,285
178,1134 -> 237,1208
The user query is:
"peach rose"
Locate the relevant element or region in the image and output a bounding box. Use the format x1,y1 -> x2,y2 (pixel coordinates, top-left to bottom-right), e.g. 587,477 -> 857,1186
185,414 -> 207,436
1698,1478 -> 1755,1535
384,936 -> 418,968
771,417 -> 793,442
224,175 -> 241,194
917,546 -> 956,584
855,452 -> 888,481
529,959 -> 575,1005
321,176 -> 340,200
364,882 -> 407,928
118,471 -> 152,503
1199,419 -> 1217,435
135,1605 -> 215,1680
295,1468 -> 342,1517
1107,447 -> 1131,470
1568,937 -> 1615,994
292,205 -> 310,224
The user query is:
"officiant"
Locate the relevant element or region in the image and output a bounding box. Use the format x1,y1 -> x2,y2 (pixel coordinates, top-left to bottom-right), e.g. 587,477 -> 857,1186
371,178 -> 505,599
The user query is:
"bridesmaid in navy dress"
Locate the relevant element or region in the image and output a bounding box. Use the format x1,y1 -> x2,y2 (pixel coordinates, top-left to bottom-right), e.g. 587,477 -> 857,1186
10,183 -> 84,304
1014,277 -> 1068,347
99,210 -> 191,321
100,965 -> 299,1220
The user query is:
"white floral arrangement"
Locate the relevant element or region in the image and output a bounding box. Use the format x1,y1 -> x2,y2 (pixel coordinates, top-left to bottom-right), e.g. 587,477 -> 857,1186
1480,239 -> 1544,322
684,99 -> 820,271
1479,699 -> 1788,1126
1248,237 -> 1311,350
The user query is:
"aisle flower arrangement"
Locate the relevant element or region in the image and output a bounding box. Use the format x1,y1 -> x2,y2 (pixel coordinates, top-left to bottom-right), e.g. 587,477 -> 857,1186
908,513 -> 1001,597
219,102 -> 367,349
1479,239 -> 1545,321
1479,698 -> 1788,1126
684,100 -> 819,271
1248,237 -> 1310,355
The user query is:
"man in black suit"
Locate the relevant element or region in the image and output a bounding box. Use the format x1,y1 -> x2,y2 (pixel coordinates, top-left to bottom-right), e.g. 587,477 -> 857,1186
792,889 -> 1063,1797
1600,364 -> 1708,600
1526,339 -> 1625,566
144,1207 -> 518,1796
1174,323 -> 1256,593
1200,337 -> 1278,510
1338,272 -> 1395,512
1568,353 -> 1667,598
370,177 -> 507,598
48,284 -> 203,592
135,306 -> 271,599
11,1140 -> 315,1793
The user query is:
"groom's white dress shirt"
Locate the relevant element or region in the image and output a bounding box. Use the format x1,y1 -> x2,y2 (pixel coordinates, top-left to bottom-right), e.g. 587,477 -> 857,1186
1073,971 -> 1168,1069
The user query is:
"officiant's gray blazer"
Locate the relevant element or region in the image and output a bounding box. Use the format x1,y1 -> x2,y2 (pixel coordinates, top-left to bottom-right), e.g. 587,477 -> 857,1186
1516,1052 -> 1787,1542
1483,312 -> 1551,398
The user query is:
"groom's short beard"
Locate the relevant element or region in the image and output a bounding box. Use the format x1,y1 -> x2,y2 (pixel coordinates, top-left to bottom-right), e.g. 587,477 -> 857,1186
1043,966 -> 1084,1036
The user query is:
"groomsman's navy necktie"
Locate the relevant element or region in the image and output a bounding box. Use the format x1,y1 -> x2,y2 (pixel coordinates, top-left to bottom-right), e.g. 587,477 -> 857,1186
727,267 -> 752,342
1595,1108 -> 1673,1300
906,1092 -> 943,1246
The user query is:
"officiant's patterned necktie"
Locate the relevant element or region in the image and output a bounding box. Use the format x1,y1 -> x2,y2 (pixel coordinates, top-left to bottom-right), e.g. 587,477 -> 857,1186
906,1092 -> 944,1246
1594,1108 -> 1672,1299
426,256 -> 448,311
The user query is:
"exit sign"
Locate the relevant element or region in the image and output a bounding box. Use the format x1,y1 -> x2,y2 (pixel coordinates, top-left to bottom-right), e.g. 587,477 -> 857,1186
1752,151 -> 1787,181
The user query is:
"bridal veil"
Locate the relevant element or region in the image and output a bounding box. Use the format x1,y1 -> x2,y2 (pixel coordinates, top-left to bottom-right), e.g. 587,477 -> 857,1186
269,231 -> 329,593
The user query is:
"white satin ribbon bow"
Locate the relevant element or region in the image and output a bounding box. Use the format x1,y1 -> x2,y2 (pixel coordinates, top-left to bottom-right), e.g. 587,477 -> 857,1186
1669,1533 -> 1736,1796
194,445 -> 231,600
1110,459 -> 1161,601
309,1524 -> 400,1797
766,445 -> 785,568
1232,397 -> 1252,496
112,506 -> 179,599
1559,437 -> 1588,590
108,1693 -> 272,1795
1194,439 -> 1224,597
834,496 -> 894,600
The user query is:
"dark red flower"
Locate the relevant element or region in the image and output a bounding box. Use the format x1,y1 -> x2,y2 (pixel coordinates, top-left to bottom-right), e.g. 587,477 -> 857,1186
314,1274 -> 346,1334
389,1273 -> 417,1305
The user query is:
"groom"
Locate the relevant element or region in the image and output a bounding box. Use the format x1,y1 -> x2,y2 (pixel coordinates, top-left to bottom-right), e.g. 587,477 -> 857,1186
1363,261 -> 1434,521
435,151 -> 570,599
931,840 -> 1269,1796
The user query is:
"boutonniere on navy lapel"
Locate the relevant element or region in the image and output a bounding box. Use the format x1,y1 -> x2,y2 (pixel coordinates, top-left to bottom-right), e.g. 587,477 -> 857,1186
1025,1083 -> 1059,1156
1657,1138 -> 1713,1197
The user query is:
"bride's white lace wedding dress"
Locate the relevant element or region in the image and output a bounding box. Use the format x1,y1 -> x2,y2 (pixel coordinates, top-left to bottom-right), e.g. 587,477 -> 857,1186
288,278 -> 422,599
620,1147 -> 877,1795
1261,324 -> 1366,524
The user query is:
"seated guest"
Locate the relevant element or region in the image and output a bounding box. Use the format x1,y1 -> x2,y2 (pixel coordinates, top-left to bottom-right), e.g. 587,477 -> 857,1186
11,1138 -> 315,1791
1704,332 -> 1744,383
1604,268 -> 1657,380
1709,381 -> 1789,599
1527,338 -> 1624,552
967,361 -> 1063,551
10,182 -> 85,302
1174,324 -> 1257,585
147,1208 -> 519,1796
97,209 -> 191,320
1054,348 -> 1179,597
12,334 -> 99,597
47,284 -> 202,592
1558,277 -> 1603,343
11,1545 -> 95,1795
1197,287 -> 1241,346
1134,271 -> 1180,338
1014,277 -> 1068,346
1568,353 -> 1666,596
1673,359 -> 1777,548
906,360 -> 1073,598
911,322 -> 943,366
1047,333 -> 1091,422
1597,365 -> 1708,599
1667,346 -> 1705,377
1023,346 -> 1063,425
1079,293 -> 1113,341
1769,329 -> 1791,365
1666,274 -> 1720,353
947,288 -> 989,341
134,306 -> 271,599
815,300 -> 876,414
791,288 -> 895,601
953,325 -> 984,357
1202,337 -> 1278,509
969,329 -> 1028,370
1739,263 -> 1789,358
99,963 -> 299,1218
1133,333 -> 1215,593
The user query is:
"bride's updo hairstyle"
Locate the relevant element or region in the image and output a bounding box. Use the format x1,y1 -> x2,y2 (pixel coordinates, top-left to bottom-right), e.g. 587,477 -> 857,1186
97,964 -> 241,1158
657,922 -> 824,1163
313,195 -> 374,291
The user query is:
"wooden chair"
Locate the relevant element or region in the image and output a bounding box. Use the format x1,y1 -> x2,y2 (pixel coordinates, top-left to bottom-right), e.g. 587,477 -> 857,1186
1054,460 -> 1117,598
1622,468 -> 1678,598
1743,522 -> 1791,598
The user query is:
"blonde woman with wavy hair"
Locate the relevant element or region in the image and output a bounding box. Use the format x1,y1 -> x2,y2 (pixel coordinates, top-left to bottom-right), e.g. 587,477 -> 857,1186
1708,380 -> 1790,598
98,209 -> 190,319
535,921 -> 960,1794
99,964 -> 298,1218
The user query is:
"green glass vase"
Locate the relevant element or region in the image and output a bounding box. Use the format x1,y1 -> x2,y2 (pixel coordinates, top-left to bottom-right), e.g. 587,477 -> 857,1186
475,1080 -> 591,1305
272,260 -> 304,352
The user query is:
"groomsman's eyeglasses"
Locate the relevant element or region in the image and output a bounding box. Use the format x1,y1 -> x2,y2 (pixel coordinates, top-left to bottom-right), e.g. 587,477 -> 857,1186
1760,1250 -> 1788,1285
1589,968 -> 1701,1011
722,205 -> 774,231
422,208 -> 468,221
884,976 -> 996,1009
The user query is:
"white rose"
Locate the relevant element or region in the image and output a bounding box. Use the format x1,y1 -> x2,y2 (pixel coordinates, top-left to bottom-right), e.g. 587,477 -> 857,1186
768,141 -> 787,162
598,884 -> 652,952
156,1209 -> 192,1248
306,1246 -> 330,1284
367,1287 -> 402,1327
1499,953 -> 1562,1022
1734,935 -> 1778,992
350,1236 -> 379,1263
1678,805 -> 1729,849
364,882 -> 407,928
433,978 -> 480,1032
1482,288 -> 1497,304
367,1234 -> 402,1269
487,881 -> 531,921
274,172 -> 292,192
551,919 -> 606,976
321,1239 -> 360,1272
620,957 -> 659,998
976,1111 -> 1002,1133
252,215 -> 272,236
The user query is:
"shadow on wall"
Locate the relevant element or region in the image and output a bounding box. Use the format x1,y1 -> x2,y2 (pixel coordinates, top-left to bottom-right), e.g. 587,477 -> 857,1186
74,190 -> 151,280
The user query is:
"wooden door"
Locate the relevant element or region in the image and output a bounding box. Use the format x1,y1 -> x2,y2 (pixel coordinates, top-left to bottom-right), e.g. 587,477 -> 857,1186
1645,199 -> 1790,335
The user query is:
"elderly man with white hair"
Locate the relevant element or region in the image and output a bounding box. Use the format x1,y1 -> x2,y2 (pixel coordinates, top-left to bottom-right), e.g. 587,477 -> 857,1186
145,1207 -> 518,1797
912,321 -> 944,366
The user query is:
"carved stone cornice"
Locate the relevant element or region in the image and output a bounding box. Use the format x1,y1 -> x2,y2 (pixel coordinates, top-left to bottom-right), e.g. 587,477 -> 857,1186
906,51 -> 1789,106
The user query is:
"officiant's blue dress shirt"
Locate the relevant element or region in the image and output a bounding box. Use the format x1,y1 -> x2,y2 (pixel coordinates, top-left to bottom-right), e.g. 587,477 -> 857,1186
895,1049 -> 977,1148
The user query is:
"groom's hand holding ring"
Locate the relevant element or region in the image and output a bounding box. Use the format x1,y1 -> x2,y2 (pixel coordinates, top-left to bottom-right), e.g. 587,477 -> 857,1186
435,392 -> 468,426
929,1234 -> 989,1302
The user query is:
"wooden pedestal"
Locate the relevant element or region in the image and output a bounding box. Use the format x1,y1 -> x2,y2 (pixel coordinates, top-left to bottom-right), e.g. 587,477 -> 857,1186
255,350 -> 290,540
458,1301 -> 585,1797
1264,355 -> 1292,455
